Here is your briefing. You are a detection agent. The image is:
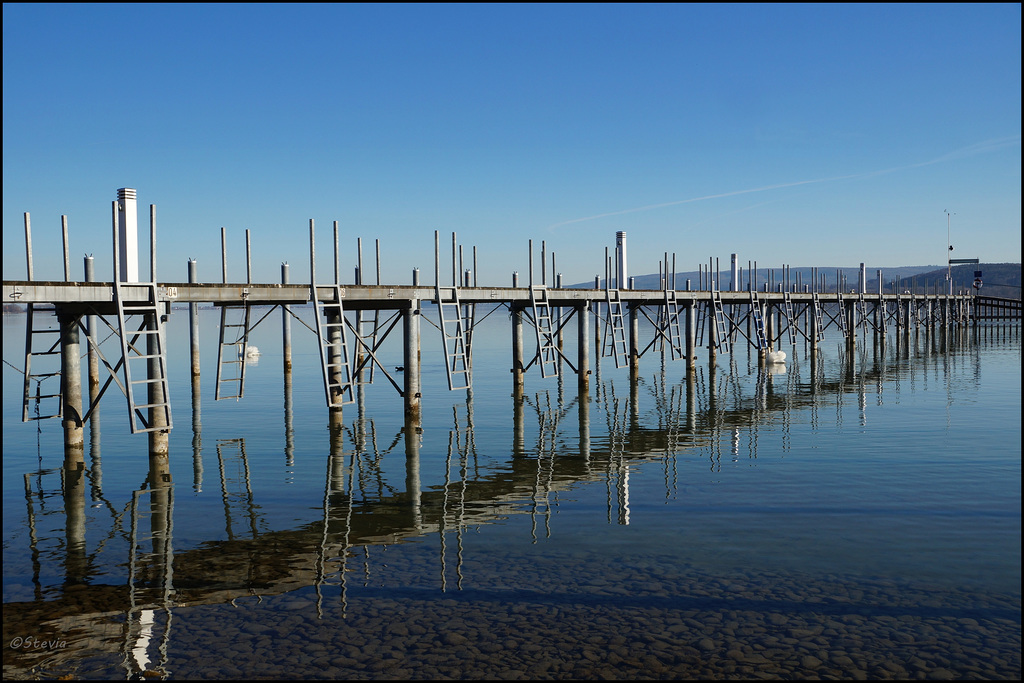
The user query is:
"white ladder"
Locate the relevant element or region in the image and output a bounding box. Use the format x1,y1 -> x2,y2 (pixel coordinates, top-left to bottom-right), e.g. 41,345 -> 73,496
749,290 -> 769,350
811,291 -> 826,341
660,289 -> 685,360
782,289 -> 797,345
435,285 -> 471,390
313,285 -> 355,407
114,282 -> 172,433
602,289 -> 629,368
530,285 -> 559,378
711,288 -> 731,353
22,304 -> 63,422
215,303 -> 251,401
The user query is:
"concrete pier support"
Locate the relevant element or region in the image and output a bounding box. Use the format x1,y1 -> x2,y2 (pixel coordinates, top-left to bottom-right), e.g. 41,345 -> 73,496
282,263 -> 292,373
511,304 -> 525,398
403,298 -> 422,425
846,301 -> 857,352
59,309 -> 84,456
576,302 -> 590,394
810,308 -> 818,354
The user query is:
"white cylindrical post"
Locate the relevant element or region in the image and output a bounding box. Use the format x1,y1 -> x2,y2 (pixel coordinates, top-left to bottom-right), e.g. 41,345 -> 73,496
616,231 -> 627,289
117,188 -> 139,282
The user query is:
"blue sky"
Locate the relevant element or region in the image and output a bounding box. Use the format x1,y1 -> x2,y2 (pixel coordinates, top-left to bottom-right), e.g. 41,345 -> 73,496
3,3 -> 1020,286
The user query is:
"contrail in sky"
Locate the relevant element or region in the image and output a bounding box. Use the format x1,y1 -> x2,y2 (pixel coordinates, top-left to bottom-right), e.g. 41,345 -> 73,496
547,136 -> 1020,230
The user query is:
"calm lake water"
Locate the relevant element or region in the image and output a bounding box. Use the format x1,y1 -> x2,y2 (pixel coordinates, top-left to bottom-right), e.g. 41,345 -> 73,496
3,304 -> 1021,680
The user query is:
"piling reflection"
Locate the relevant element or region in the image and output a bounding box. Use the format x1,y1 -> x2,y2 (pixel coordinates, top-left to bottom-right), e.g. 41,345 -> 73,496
2,325 -> 1010,678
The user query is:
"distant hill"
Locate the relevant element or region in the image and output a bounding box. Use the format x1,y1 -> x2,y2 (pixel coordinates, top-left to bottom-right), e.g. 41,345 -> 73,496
572,263 -> 1021,299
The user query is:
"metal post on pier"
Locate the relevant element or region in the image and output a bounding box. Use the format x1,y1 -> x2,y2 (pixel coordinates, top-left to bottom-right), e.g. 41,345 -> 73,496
62,216 -> 71,282
24,212 -> 34,280
221,228 -> 228,284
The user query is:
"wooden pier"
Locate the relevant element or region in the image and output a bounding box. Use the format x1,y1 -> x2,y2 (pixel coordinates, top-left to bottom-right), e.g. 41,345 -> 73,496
5,193 -> 1009,458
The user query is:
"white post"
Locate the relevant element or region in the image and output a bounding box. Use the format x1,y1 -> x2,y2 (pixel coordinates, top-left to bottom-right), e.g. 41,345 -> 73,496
616,231 -> 627,290
117,188 -> 139,282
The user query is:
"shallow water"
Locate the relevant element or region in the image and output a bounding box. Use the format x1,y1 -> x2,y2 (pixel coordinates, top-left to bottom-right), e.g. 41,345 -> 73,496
3,307 -> 1021,680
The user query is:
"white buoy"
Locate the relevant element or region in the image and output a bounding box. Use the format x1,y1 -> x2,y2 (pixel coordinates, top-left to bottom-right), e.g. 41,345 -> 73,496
238,344 -> 261,359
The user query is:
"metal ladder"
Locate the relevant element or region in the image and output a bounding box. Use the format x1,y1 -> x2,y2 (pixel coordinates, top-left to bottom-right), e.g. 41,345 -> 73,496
313,285 -> 355,407
114,281 -> 172,434
22,304 -> 63,422
602,289 -> 629,368
836,289 -> 849,337
660,289 -> 685,360
435,285 -> 471,390
711,288 -> 731,353
782,289 -> 797,345
354,309 -> 380,384
749,290 -> 769,350
811,290 -> 826,341
530,285 -> 559,378
857,294 -> 870,333
215,302 -> 251,401
695,298 -> 708,347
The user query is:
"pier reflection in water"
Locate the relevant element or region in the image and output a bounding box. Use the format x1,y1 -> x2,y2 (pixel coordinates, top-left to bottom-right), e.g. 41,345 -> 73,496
2,311 -> 1020,680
